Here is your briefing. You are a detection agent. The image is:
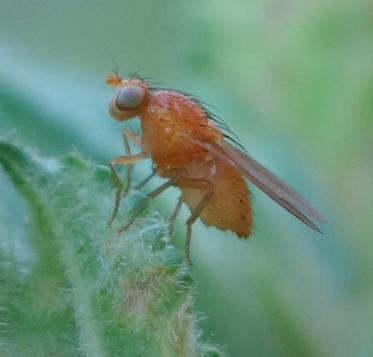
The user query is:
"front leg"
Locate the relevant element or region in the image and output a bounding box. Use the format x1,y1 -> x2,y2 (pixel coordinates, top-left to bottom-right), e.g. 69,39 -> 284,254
120,129 -> 142,199
107,151 -> 147,226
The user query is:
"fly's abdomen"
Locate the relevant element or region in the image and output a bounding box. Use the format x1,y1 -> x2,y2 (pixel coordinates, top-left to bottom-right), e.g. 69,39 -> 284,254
181,159 -> 252,237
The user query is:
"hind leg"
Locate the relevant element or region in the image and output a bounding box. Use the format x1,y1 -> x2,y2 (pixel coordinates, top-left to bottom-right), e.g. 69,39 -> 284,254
176,178 -> 213,266
168,195 -> 183,239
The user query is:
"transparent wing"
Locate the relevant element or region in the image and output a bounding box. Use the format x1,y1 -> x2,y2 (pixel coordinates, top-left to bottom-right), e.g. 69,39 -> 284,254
194,139 -> 325,233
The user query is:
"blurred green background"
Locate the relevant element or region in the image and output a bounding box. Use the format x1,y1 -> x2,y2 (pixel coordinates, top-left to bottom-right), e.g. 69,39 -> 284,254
1,0 -> 372,356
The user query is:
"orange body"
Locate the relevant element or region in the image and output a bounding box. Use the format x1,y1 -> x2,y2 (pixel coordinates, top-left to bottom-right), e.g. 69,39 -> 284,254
141,91 -> 252,237
106,74 -> 324,253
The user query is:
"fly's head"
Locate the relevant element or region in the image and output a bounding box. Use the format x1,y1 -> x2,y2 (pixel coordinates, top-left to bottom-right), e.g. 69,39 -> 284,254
106,74 -> 149,121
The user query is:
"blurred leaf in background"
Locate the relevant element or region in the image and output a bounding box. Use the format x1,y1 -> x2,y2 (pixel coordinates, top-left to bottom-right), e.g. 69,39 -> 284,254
1,0 -> 373,356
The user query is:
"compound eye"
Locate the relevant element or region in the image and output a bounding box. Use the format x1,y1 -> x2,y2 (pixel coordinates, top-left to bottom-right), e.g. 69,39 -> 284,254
115,85 -> 145,110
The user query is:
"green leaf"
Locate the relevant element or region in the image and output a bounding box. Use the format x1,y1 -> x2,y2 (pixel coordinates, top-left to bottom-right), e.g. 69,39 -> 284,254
0,139 -> 222,357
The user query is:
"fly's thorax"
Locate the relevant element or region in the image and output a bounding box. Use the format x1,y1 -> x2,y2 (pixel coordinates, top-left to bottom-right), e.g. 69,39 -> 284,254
140,120 -> 206,168
139,91 -> 224,168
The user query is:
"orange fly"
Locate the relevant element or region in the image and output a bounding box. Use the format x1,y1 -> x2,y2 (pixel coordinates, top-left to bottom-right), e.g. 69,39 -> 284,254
106,73 -> 325,265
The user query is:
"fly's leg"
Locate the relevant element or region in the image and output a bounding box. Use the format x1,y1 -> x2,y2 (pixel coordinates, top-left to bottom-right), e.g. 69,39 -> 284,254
123,128 -> 142,146
116,168 -> 212,266
134,165 -> 156,191
117,172 -> 184,234
168,196 -> 183,240
121,130 -> 134,198
108,129 -> 145,226
109,130 -> 132,227
107,150 -> 147,227
120,129 -> 142,199
176,178 -> 213,266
